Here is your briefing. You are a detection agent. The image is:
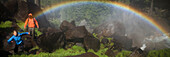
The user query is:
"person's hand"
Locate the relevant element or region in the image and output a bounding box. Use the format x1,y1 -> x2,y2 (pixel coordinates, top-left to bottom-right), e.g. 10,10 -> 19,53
11,41 -> 13,43
24,27 -> 26,30
28,32 -> 30,35
37,26 -> 39,29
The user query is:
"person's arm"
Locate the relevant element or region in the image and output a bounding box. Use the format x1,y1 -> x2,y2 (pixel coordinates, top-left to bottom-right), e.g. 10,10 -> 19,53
24,18 -> 28,29
34,18 -> 39,28
20,32 -> 29,35
7,35 -> 14,44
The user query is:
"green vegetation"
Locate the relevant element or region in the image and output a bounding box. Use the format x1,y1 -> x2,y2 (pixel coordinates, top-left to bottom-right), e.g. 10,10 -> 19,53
88,48 -> 108,57
147,48 -> 170,57
10,44 -> 109,57
93,33 -> 98,38
16,20 -> 25,30
29,46 -> 40,51
48,18 -> 61,27
9,45 -> 86,57
45,2 -> 113,29
115,50 -> 132,57
8,38 -> 170,57
35,28 -> 42,36
0,21 -> 12,28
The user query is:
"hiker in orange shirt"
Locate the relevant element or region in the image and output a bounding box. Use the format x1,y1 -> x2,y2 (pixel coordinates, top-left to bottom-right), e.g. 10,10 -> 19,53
24,13 -> 39,40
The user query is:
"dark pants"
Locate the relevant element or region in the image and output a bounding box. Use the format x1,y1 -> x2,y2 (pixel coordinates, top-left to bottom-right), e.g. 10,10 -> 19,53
28,28 -> 35,41
14,43 -> 24,53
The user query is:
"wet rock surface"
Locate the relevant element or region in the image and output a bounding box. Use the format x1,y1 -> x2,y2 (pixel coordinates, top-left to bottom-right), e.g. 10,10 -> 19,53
129,48 -> 146,57
0,3 -> 13,22
105,49 -> 117,57
60,20 -> 76,32
21,35 -> 35,52
112,35 -> 132,50
60,20 -> 100,52
37,28 -> 66,52
65,26 -> 90,40
101,38 -> 109,45
0,0 -> 51,28
84,37 -> 100,52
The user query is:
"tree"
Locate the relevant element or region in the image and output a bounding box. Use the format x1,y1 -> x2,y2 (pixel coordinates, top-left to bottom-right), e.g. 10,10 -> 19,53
149,0 -> 153,16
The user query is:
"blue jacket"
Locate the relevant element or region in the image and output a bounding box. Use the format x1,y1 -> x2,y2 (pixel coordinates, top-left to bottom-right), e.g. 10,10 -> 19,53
7,32 -> 29,45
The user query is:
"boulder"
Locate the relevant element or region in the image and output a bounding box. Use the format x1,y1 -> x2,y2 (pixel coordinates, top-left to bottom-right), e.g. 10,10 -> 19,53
112,35 -> 132,50
60,20 -> 100,51
101,38 -> 109,45
3,35 -> 16,52
84,37 -> 100,52
65,26 -> 89,40
129,48 -> 145,57
60,20 -> 76,32
21,35 -> 35,52
37,28 -> 66,52
71,20 -> 76,26
110,39 -> 122,51
105,49 -> 118,57
64,26 -> 90,49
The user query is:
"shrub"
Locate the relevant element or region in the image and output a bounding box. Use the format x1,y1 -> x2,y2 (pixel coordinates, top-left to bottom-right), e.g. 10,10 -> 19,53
147,48 -> 170,57
93,33 -> 98,38
0,21 -> 12,28
115,50 -> 132,57
88,48 -> 108,57
9,45 -> 86,57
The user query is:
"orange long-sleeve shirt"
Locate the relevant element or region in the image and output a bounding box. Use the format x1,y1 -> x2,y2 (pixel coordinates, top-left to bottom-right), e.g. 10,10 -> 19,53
24,18 -> 39,28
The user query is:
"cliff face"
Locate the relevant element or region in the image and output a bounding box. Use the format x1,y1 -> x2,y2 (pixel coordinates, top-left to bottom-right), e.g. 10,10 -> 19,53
0,0 -> 51,50
1,0 -> 51,28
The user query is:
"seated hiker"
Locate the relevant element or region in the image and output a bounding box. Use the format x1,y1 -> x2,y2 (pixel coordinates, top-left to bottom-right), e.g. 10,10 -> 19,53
7,30 -> 30,53
24,13 -> 39,41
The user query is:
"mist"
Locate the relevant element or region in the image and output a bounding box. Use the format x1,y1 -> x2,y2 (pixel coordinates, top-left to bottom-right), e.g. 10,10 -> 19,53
43,2 -> 170,51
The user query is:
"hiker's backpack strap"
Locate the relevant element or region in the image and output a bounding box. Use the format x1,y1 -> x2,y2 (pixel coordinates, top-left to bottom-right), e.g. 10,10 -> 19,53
26,18 -> 29,30
28,18 -> 36,24
33,18 -> 36,23
27,18 -> 37,28
33,18 -> 37,28
27,18 -> 29,24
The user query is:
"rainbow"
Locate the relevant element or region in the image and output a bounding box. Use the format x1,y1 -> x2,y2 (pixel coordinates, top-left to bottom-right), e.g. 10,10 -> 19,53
35,0 -> 169,37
